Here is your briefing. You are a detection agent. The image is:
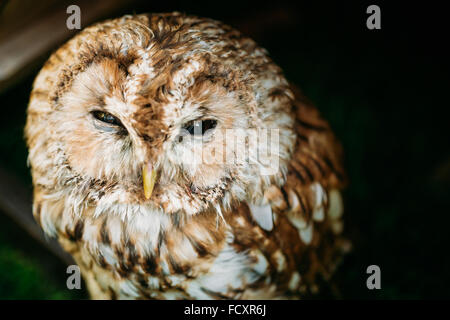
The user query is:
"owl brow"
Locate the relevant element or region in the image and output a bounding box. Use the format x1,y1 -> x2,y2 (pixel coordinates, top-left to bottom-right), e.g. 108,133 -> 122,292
52,51 -> 136,103
94,95 -> 107,108
197,105 -> 209,114
182,112 -> 214,128
184,105 -> 210,119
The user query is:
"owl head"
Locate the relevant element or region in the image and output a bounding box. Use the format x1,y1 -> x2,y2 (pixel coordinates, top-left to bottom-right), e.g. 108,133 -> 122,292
26,13 -> 296,222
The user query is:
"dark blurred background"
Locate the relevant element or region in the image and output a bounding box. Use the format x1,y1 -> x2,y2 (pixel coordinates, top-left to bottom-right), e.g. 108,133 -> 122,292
0,0 -> 448,299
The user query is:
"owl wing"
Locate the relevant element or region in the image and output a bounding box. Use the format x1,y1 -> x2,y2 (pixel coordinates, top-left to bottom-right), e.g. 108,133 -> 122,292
276,87 -> 345,227
251,86 -> 347,229
247,88 -> 349,291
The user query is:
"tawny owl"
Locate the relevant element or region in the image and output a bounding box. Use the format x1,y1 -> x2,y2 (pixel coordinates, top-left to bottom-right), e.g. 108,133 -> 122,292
25,12 -> 349,299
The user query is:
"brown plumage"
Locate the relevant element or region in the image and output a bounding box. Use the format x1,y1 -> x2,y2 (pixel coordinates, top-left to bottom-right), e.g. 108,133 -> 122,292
25,12 -> 349,299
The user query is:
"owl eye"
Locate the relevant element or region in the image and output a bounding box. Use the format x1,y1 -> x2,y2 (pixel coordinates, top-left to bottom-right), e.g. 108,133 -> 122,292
91,111 -> 123,127
184,119 -> 217,136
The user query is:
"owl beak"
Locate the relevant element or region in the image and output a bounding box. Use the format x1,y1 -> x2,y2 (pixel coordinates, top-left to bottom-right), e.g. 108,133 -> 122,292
143,162 -> 157,200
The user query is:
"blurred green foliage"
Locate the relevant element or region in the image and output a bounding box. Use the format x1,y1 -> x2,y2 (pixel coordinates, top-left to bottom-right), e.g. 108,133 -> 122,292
0,234 -> 72,299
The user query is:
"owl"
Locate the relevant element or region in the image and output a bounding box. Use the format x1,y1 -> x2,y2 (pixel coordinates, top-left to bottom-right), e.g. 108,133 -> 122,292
25,12 -> 349,299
